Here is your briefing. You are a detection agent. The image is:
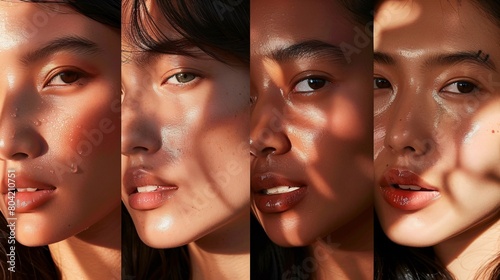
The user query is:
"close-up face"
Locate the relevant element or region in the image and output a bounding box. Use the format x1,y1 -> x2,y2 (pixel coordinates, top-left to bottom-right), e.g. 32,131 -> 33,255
374,0 -> 500,247
0,3 -> 121,246
121,3 -> 250,248
250,0 -> 373,247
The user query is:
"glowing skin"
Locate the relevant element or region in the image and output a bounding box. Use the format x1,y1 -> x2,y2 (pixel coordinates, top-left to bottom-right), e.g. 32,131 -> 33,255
374,0 -> 500,272
121,10 -> 250,249
0,3 -> 120,247
250,0 -> 373,251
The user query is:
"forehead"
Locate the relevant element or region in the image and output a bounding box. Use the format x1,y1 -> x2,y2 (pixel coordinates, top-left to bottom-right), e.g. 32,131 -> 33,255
0,3 -> 96,52
374,0 -> 499,54
251,0 -> 357,52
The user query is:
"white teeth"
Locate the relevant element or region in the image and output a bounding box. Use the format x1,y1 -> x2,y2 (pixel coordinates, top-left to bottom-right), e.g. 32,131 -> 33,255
17,188 -> 38,192
137,186 -> 159,193
399,185 -> 421,191
264,186 -> 300,195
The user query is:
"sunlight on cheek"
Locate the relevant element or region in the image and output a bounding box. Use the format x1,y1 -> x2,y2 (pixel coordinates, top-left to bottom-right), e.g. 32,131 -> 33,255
329,95 -> 365,140
459,101 -> 500,176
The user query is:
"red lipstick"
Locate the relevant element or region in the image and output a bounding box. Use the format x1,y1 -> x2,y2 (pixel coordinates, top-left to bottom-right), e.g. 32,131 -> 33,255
379,168 -> 440,211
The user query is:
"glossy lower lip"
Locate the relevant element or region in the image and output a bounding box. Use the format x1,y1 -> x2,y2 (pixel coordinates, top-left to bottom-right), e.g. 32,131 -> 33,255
128,186 -> 178,210
253,187 -> 307,213
379,169 -> 440,211
3,190 -> 55,213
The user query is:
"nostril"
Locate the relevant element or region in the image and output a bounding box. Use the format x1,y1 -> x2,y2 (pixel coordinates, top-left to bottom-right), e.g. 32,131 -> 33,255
131,146 -> 149,154
404,146 -> 416,152
11,152 -> 29,160
261,147 -> 276,155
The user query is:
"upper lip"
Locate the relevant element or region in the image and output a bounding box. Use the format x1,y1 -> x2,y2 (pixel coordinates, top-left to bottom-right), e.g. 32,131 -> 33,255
123,168 -> 177,195
380,168 -> 438,191
251,172 -> 306,194
1,173 -> 56,194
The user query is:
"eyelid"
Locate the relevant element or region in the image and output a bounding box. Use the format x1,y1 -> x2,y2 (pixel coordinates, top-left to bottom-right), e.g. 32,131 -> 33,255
43,67 -> 88,88
289,70 -> 334,94
163,72 -> 200,86
440,80 -> 479,94
291,76 -> 329,94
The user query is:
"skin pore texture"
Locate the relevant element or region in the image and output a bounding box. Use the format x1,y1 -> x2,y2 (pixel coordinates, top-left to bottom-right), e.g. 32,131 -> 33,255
0,2 -> 121,279
121,1 -> 250,279
374,0 -> 500,278
250,0 -> 373,279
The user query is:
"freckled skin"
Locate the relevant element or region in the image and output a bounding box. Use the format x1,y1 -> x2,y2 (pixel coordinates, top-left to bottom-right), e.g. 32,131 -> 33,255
250,0 -> 373,247
0,3 -> 120,246
374,0 -> 500,248
120,8 -> 250,247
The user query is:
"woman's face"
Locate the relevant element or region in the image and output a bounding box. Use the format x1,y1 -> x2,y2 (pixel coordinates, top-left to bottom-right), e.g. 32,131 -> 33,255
121,7 -> 250,248
374,0 -> 500,247
0,3 -> 121,246
250,0 -> 373,247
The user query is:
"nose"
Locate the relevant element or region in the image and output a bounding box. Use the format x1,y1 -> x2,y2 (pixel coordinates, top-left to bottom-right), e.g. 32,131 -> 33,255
250,93 -> 291,158
0,97 -> 45,161
384,87 -> 435,158
121,94 -> 162,156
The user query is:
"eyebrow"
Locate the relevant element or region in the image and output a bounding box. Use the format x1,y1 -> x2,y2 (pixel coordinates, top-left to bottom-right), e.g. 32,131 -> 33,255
424,51 -> 496,71
266,40 -> 347,65
373,52 -> 395,65
374,51 -> 497,71
20,36 -> 100,65
123,50 -> 160,65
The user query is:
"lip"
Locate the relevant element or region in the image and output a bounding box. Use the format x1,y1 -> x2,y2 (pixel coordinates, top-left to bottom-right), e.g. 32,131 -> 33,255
123,168 -> 178,211
2,174 -> 56,213
251,173 -> 308,214
379,168 -> 440,211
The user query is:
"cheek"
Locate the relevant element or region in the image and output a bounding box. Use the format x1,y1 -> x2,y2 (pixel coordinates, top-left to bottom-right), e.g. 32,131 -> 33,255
44,92 -> 120,178
459,104 -> 500,176
328,91 -> 371,142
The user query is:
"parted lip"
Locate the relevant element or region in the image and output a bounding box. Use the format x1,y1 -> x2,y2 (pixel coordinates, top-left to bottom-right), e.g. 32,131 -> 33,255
380,168 -> 438,191
1,172 -> 56,195
251,172 -> 306,194
123,168 -> 178,195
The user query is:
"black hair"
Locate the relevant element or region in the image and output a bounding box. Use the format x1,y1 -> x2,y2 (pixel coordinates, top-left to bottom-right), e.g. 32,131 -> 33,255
124,0 -> 249,65
0,1 -> 120,279
121,1 -> 249,279
373,1 -> 500,279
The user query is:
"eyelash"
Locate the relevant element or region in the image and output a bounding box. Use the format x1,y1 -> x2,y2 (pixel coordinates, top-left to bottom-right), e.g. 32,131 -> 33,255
163,72 -> 200,86
292,76 -> 330,94
440,80 -> 479,94
45,69 -> 86,87
374,77 -> 392,90
373,77 -> 480,95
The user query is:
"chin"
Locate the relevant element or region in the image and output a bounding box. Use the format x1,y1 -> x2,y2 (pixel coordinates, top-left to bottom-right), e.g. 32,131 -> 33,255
385,228 -> 441,248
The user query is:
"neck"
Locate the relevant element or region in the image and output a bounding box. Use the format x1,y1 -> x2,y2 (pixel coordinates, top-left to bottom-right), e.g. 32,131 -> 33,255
49,206 -> 121,280
434,212 -> 500,280
311,207 -> 374,280
188,210 -> 250,280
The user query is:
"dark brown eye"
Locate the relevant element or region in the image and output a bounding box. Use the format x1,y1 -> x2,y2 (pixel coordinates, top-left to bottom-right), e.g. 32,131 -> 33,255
293,77 -> 328,93
441,81 -> 477,94
456,81 -> 475,93
59,72 -> 80,83
47,71 -> 82,86
374,78 -> 391,89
